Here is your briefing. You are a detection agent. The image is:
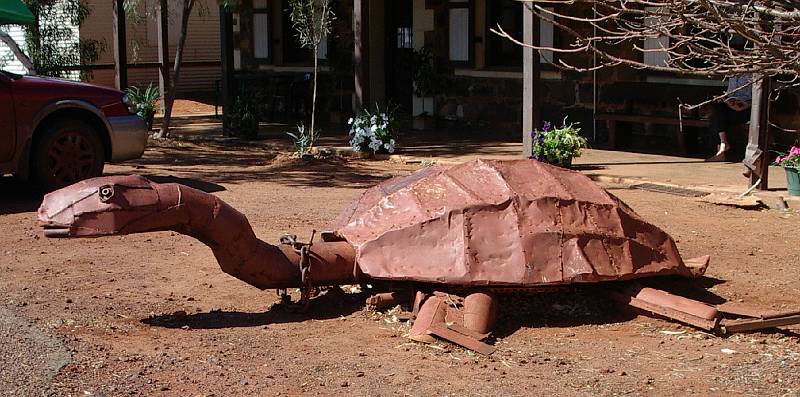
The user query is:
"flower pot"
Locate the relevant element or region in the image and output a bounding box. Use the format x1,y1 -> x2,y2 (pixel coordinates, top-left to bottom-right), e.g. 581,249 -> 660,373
786,168 -> 800,196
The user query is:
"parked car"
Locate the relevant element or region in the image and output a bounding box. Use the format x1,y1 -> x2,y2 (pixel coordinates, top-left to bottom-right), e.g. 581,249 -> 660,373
0,69 -> 148,191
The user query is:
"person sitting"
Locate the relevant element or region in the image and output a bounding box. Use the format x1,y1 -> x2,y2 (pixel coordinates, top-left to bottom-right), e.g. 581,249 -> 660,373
706,74 -> 752,162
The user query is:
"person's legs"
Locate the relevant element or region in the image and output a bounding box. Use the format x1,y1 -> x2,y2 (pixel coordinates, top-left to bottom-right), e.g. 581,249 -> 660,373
707,102 -> 730,161
707,102 -> 750,161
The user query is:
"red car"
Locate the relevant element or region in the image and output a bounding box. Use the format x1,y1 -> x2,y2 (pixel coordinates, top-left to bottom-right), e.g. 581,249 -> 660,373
1,69 -> 148,191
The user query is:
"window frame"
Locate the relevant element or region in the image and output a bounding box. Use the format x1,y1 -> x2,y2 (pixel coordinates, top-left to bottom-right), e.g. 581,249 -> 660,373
252,6 -> 272,64
446,0 -> 475,68
484,0 -> 522,69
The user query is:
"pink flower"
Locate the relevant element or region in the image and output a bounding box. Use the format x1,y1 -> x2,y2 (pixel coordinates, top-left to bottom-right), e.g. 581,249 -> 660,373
790,146 -> 800,156
775,155 -> 783,164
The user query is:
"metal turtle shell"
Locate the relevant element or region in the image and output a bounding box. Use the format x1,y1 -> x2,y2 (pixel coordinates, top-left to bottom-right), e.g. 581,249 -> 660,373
330,159 -> 699,286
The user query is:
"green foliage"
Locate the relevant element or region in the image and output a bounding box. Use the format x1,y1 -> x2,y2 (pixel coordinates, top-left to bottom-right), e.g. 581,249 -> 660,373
228,90 -> 264,139
531,119 -> 588,166
348,105 -> 398,154
22,0 -> 103,79
412,46 -> 449,98
125,84 -> 159,128
287,0 -> 335,51
286,123 -> 317,157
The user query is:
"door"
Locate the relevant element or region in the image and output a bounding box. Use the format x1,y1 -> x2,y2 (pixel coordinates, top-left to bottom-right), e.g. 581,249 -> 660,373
384,0 -> 413,115
0,73 -> 15,162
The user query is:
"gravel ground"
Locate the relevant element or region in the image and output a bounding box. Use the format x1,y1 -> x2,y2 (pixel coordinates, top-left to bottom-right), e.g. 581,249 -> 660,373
0,306 -> 70,396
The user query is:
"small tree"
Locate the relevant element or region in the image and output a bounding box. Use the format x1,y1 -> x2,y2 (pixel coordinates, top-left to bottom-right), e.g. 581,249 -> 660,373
157,0 -> 197,139
21,0 -> 103,79
287,0 -> 335,149
493,1 -> 800,81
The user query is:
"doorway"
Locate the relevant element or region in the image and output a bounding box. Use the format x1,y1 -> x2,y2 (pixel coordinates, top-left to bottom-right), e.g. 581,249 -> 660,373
384,0 -> 413,115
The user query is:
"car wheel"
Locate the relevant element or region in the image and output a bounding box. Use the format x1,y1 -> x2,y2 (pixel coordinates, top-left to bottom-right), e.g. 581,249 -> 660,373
32,119 -> 104,191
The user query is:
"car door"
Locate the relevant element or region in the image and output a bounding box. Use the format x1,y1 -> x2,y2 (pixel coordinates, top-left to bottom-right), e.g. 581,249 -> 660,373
0,73 -> 15,162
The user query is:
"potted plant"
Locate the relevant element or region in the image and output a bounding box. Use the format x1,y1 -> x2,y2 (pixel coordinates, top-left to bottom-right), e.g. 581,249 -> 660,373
124,84 -> 159,130
411,47 -> 443,131
531,119 -> 589,167
774,146 -> 800,196
348,105 -> 398,155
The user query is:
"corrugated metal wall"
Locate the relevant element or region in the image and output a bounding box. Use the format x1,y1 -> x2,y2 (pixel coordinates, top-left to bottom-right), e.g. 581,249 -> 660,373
82,0 -> 221,95
0,26 -> 28,75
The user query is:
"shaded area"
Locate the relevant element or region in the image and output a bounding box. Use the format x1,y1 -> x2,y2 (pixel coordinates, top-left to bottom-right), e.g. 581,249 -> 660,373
142,289 -> 365,330
131,142 -> 394,188
0,176 -> 42,215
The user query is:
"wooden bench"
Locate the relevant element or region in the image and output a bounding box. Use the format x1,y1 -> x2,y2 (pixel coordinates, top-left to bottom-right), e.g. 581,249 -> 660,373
595,113 -> 711,153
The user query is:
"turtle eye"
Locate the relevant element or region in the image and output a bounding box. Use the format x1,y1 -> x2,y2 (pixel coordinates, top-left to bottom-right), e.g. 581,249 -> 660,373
98,185 -> 115,202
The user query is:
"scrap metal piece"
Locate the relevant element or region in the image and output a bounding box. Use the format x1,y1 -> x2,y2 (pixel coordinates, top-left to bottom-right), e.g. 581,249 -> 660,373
331,159 -> 704,286
720,315 -> 800,333
428,325 -> 496,356
609,284 -> 719,331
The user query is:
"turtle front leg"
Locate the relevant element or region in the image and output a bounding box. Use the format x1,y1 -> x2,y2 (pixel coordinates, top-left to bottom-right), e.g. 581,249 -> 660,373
408,291 -> 498,355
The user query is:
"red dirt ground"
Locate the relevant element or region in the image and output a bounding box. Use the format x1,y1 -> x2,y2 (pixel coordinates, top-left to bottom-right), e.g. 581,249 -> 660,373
1,140 -> 798,396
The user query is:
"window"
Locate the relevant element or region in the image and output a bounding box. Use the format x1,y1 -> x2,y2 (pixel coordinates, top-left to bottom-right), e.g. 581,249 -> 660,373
643,7 -> 669,67
280,5 -> 327,64
253,0 -> 270,61
397,27 -> 413,49
485,0 -> 521,67
539,7 -> 554,64
447,0 -> 471,65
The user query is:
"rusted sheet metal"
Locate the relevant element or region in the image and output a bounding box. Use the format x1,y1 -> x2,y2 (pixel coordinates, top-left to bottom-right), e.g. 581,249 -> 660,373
429,325 -> 496,355
38,175 -> 357,290
608,286 -> 719,331
717,302 -> 800,320
720,315 -> 800,333
333,159 -> 706,286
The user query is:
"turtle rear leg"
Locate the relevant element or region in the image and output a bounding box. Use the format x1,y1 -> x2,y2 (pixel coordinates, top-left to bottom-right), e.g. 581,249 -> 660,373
409,291 -> 498,355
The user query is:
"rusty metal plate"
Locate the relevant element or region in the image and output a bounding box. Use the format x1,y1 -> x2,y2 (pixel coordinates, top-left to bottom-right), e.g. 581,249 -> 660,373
333,159 -> 703,286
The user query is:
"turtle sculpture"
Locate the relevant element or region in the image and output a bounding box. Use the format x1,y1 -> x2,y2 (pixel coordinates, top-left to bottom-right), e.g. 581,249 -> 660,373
38,159 -> 800,354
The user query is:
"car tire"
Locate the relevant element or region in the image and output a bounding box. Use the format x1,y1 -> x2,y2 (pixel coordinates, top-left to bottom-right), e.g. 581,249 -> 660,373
31,119 -> 104,191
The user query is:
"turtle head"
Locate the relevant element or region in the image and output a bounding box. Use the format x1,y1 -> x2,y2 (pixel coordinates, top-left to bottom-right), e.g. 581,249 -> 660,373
38,175 -> 164,238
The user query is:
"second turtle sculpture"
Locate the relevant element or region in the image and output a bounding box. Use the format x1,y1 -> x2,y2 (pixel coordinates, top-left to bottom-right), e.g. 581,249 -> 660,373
37,159 -> 800,353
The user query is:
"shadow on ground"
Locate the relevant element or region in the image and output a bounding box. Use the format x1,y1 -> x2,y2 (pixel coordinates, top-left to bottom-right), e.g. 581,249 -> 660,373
132,142 -> 393,188
0,176 -> 42,215
142,289 -> 364,330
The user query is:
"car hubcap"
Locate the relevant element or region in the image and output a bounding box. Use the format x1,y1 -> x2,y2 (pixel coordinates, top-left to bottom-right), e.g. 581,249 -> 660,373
47,132 -> 97,186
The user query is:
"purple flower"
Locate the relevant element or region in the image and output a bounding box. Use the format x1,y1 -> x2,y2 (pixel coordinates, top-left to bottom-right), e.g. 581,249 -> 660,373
543,121 -> 552,132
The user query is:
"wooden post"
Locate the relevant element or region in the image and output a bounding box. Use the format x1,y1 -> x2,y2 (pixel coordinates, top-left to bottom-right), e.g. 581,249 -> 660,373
112,0 -> 128,90
219,5 -> 235,132
353,0 -> 368,111
522,2 -> 541,158
748,76 -> 772,190
157,0 -> 170,114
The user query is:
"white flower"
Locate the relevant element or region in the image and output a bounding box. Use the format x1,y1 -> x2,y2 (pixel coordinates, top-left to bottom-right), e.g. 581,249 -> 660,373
383,140 -> 395,154
347,117 -> 354,125
368,139 -> 382,152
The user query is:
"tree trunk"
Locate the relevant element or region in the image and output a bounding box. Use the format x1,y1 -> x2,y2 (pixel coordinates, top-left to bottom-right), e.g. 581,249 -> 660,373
0,31 -> 36,74
158,0 -> 194,139
310,44 -> 318,148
